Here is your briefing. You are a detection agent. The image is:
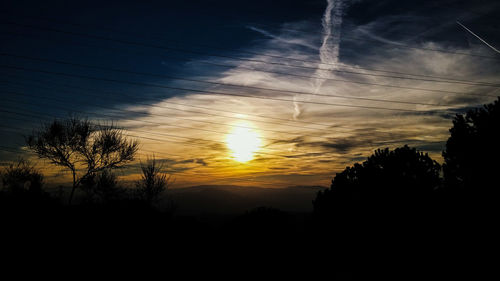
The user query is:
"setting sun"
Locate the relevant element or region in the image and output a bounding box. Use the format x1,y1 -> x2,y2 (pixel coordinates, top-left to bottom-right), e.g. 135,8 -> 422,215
226,122 -> 261,162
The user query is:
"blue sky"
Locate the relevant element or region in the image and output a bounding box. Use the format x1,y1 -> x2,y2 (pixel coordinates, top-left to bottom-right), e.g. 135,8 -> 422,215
1,0 -> 500,187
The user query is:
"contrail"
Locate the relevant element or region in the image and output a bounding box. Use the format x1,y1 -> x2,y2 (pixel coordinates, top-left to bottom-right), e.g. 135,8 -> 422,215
314,0 -> 344,92
294,0 -> 345,120
457,21 -> 500,54
247,26 -> 318,50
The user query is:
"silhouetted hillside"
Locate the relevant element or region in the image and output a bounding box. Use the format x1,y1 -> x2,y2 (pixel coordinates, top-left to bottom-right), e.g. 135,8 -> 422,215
168,185 -> 326,217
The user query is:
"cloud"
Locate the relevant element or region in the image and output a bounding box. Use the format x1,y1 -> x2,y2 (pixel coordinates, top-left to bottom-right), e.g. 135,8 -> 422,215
108,1 -> 500,187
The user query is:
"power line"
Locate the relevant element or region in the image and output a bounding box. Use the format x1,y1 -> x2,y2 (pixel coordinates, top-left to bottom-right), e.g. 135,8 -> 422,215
6,28 -> 499,90
0,95 -> 446,168
0,95 -> 347,159
0,68 -> 458,157
0,113 -> 289,177
0,103 -> 436,181
197,55 -> 500,88
0,99 -> 293,160
2,20 -> 500,84
0,141 -> 288,185
0,79 -> 346,138
1,53 -> 470,107
1,90 -> 422,172
0,118 -> 342,184
0,88 -> 358,144
0,113 -> 194,159
246,20 -> 489,44
1,72 -> 423,137
5,29 -> 499,88
248,23 -> 500,59
188,58 -> 500,96
3,14 -> 500,82
0,64 -> 463,113
0,73 -> 453,140
0,118 -> 194,160
0,17 -> 468,166
0,117 -> 223,169
0,71 -> 339,130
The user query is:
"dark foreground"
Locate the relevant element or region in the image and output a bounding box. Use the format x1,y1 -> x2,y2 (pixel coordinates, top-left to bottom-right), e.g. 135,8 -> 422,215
1,186 -> 493,280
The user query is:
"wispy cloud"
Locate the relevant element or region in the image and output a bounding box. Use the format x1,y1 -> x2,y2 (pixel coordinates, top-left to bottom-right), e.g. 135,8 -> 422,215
247,26 -> 318,50
98,1 -> 500,186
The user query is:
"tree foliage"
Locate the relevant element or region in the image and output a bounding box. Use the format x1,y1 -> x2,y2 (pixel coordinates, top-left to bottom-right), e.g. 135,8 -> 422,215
1,158 -> 44,194
80,169 -> 123,203
313,145 -> 441,216
135,157 -> 172,205
443,97 -> 500,193
26,117 -> 138,203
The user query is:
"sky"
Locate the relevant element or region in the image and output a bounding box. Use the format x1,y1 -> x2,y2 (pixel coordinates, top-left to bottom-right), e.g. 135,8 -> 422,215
1,0 -> 500,188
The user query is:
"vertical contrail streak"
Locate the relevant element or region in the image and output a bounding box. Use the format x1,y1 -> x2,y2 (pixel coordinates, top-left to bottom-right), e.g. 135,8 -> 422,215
294,0 -> 344,120
315,0 -> 344,93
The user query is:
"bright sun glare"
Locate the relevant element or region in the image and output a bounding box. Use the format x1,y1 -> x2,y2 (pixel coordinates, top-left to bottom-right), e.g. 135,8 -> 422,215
226,123 -> 261,163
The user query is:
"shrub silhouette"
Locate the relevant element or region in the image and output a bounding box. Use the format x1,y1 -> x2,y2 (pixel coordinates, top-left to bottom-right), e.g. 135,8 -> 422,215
313,145 -> 441,219
26,117 -> 139,204
1,158 -> 44,194
443,97 -> 500,195
135,157 -> 172,206
80,169 -> 124,203
0,158 -> 59,231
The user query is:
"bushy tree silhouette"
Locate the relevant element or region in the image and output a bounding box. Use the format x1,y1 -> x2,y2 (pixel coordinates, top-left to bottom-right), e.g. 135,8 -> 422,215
0,158 -> 57,228
311,145 -> 442,269
443,97 -> 500,195
26,117 -> 138,203
314,145 -> 441,219
80,169 -> 124,203
1,158 -> 44,194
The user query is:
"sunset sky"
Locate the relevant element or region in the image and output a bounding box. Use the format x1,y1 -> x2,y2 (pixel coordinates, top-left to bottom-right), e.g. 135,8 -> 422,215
1,0 -> 500,188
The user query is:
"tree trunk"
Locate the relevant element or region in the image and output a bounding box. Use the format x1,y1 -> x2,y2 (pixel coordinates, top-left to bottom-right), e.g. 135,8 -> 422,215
69,171 -> 76,204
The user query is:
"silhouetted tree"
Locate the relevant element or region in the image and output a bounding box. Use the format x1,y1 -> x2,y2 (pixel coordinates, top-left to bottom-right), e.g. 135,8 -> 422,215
135,157 -> 172,206
80,169 -> 123,203
26,117 -> 139,204
1,158 -> 44,194
443,97 -> 500,195
314,145 -> 441,217
311,145 -> 442,261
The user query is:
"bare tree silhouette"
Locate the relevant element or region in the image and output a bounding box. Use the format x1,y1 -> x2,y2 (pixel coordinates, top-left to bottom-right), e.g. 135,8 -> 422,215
26,117 -> 139,204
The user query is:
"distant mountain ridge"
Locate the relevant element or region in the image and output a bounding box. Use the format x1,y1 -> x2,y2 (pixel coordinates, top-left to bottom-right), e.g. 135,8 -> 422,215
172,184 -> 327,191
167,185 -> 327,216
